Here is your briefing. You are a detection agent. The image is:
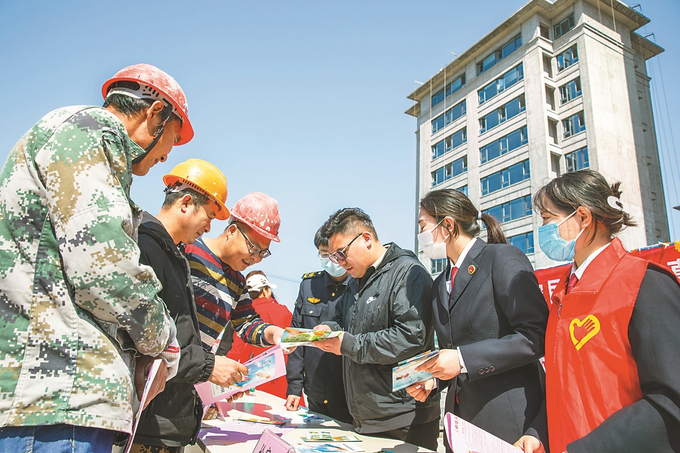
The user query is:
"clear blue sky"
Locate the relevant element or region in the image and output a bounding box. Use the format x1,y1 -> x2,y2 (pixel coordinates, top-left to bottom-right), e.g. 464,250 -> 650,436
1,0 -> 678,307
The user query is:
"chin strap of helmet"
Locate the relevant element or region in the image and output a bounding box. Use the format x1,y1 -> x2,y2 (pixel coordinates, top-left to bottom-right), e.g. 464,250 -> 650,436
132,102 -> 174,164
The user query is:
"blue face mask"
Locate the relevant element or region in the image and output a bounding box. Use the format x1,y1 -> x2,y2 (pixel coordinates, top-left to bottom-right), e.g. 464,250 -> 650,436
538,211 -> 583,262
320,256 -> 346,278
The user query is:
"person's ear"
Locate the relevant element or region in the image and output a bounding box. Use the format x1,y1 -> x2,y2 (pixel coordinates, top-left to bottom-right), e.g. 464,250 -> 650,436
179,194 -> 194,213
443,217 -> 455,234
146,100 -> 165,122
575,205 -> 592,229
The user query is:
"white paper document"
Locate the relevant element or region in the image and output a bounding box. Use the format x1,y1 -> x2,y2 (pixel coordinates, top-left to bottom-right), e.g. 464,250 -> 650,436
444,412 -> 521,453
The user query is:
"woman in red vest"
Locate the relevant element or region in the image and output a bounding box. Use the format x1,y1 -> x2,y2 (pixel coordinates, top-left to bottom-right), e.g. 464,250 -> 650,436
516,169 -> 680,453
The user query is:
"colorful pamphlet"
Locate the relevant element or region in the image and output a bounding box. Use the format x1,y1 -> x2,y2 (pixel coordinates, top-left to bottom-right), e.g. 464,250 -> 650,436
444,412 -> 521,452
281,327 -> 343,347
195,344 -> 286,406
300,431 -> 361,442
391,350 -> 439,391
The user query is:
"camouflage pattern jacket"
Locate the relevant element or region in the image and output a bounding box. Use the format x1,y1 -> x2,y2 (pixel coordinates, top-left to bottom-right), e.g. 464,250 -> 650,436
0,106 -> 179,433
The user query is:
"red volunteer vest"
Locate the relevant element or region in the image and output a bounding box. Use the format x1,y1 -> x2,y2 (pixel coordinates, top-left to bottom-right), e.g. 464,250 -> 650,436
545,238 -> 646,453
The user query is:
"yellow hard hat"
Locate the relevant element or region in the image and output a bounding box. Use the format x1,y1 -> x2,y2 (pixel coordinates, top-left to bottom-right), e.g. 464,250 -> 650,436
163,159 -> 229,220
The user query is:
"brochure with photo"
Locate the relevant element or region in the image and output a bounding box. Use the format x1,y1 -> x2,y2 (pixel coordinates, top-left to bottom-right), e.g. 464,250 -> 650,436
391,350 -> 439,392
195,344 -> 286,406
281,327 -> 343,347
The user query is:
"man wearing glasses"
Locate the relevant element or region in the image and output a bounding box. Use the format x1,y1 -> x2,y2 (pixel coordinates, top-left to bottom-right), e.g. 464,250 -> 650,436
314,208 -> 440,451
184,192 -> 287,356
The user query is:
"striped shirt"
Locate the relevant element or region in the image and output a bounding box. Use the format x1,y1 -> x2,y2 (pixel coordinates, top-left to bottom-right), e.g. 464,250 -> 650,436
184,237 -> 270,351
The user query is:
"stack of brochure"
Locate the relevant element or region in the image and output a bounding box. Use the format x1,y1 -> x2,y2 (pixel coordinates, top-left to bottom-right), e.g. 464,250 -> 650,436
391,350 -> 440,392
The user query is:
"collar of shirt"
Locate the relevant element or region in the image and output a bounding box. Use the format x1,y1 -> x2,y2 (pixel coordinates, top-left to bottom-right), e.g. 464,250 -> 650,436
447,237 -> 477,293
451,237 -> 477,274
570,241 -> 611,280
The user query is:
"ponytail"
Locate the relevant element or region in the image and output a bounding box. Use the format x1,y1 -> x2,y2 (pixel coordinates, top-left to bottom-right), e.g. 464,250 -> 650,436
479,212 -> 508,244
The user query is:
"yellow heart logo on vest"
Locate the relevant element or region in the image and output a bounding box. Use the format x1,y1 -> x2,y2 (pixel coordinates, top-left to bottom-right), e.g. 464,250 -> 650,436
569,315 -> 601,350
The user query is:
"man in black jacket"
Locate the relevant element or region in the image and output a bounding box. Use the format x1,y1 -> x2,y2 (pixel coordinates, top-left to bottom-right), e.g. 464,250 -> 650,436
131,159 -> 249,452
314,208 -> 440,451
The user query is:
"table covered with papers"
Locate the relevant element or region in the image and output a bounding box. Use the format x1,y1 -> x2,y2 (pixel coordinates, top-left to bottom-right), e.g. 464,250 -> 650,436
185,391 -> 437,453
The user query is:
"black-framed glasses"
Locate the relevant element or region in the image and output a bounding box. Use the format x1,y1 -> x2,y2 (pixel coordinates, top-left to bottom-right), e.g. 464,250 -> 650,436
236,225 -> 271,259
328,232 -> 363,264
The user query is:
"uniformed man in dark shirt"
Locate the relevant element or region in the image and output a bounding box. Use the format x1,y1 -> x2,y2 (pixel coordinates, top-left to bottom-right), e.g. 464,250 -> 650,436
285,223 -> 353,424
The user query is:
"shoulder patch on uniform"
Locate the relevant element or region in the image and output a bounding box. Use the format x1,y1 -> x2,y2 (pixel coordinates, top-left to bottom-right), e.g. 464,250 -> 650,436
302,271 -> 324,279
307,297 -> 321,304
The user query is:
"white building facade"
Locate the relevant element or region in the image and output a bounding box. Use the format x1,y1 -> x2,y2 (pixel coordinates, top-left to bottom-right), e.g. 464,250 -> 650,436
406,0 -> 668,273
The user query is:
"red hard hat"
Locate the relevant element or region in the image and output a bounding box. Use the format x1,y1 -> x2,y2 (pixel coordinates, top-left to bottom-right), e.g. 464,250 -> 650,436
230,192 -> 281,242
102,63 -> 194,145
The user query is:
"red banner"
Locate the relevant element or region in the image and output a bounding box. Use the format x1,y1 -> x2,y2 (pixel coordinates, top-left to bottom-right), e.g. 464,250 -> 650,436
535,241 -> 680,304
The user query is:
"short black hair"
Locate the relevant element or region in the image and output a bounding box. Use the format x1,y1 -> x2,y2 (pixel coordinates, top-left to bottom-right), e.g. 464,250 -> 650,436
162,186 -> 212,210
324,208 -> 378,241
314,220 -> 330,249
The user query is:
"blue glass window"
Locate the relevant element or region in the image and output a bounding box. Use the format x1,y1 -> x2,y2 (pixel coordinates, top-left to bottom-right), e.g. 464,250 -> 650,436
563,111 -> 585,138
432,156 -> 468,186
480,126 -> 528,164
432,128 -> 467,160
478,64 -> 524,105
432,74 -> 466,108
557,45 -> 578,72
483,195 -> 532,225
479,95 -> 525,134
554,14 -> 575,39
477,34 -> 522,75
481,159 -> 530,195
431,89 -> 445,108
432,100 -> 466,134
559,77 -> 582,104
565,147 -> 589,172
431,258 -> 447,274
457,185 -> 468,196
509,232 -> 534,254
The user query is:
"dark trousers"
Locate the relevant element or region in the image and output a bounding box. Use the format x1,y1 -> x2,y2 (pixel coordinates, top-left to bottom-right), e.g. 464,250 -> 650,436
368,417 -> 440,451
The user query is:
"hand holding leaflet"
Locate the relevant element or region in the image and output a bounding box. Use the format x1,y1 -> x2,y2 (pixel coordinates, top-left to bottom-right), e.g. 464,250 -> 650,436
392,350 -> 439,391
195,344 -> 286,406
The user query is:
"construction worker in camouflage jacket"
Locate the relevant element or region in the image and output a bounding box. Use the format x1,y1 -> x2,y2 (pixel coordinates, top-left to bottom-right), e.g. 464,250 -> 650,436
0,64 -> 193,451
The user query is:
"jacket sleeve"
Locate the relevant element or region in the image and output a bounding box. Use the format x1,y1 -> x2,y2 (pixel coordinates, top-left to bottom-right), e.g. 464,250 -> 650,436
286,285 -> 306,397
340,263 -> 433,365
458,246 -> 548,381
567,267 -> 680,452
138,233 -> 213,384
38,122 -> 176,358
231,291 -> 273,347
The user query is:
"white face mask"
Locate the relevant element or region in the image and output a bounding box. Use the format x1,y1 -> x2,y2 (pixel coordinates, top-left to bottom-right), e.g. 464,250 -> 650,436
417,219 -> 449,260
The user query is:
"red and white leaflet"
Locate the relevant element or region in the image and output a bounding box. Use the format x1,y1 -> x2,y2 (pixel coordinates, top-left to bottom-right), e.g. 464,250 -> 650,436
444,412 -> 521,453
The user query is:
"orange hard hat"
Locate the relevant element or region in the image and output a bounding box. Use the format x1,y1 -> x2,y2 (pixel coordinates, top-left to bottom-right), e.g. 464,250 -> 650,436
230,192 -> 281,242
163,159 -> 229,220
102,63 -> 194,145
